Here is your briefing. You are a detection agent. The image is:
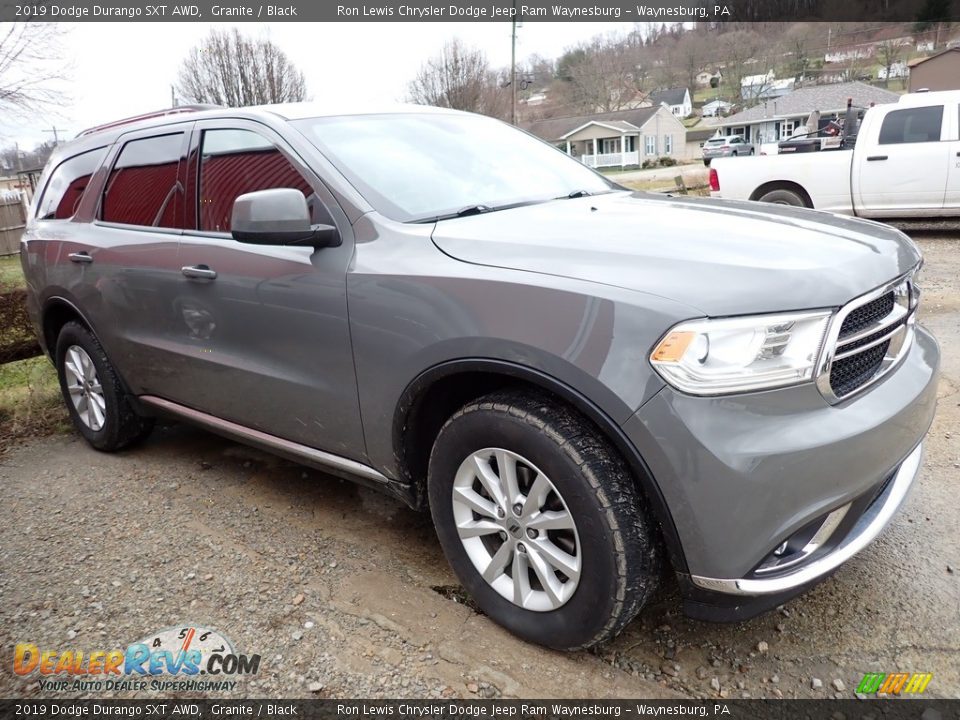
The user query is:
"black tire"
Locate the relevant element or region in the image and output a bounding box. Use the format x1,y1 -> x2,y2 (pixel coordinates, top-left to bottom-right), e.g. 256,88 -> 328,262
55,321 -> 154,452
427,390 -> 661,650
757,188 -> 808,207
748,148 -> 755,156
703,159 -> 711,166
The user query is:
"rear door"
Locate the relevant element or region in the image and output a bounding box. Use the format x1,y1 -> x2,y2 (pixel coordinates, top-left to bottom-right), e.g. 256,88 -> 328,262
57,126 -> 192,399
854,103 -> 949,216
172,119 -> 365,458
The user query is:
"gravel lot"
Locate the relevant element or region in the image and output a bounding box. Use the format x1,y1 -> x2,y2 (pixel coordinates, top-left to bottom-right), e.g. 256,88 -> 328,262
1,234 -> 957,700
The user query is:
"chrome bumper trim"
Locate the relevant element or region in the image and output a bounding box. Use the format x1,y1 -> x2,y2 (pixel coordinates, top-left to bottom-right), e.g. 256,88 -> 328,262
690,442 -> 923,596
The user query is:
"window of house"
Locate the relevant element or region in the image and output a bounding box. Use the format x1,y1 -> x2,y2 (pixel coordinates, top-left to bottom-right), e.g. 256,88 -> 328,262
626,136 -> 636,152
644,135 -> 656,155
601,138 -> 621,154
878,106 -> 944,144
36,147 -> 107,220
664,135 -> 673,154
101,133 -> 184,228
198,128 -> 326,233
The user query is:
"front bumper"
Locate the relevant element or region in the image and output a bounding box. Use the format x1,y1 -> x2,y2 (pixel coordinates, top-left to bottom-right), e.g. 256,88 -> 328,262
623,325 -> 939,618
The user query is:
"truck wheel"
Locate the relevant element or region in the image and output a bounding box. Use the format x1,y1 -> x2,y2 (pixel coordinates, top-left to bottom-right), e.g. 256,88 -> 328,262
427,390 -> 661,650
55,321 -> 154,452
758,188 -> 808,207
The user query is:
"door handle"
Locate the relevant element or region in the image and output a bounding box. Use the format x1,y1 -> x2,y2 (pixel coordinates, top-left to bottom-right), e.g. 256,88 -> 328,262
181,265 -> 217,280
866,155 -> 888,161
68,251 -> 93,264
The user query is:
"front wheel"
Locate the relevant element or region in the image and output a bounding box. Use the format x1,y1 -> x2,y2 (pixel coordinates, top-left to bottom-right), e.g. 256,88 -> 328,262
428,391 -> 661,650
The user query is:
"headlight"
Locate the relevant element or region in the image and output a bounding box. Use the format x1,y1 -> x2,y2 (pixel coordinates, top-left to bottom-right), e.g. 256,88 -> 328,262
650,310 -> 833,395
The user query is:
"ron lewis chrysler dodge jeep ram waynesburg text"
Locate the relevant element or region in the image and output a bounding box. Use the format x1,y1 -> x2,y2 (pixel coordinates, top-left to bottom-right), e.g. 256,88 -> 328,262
21,103 -> 939,650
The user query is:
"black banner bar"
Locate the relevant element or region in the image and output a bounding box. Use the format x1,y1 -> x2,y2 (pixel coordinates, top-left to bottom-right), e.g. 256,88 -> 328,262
2,699 -> 960,720
2,0 -> 959,23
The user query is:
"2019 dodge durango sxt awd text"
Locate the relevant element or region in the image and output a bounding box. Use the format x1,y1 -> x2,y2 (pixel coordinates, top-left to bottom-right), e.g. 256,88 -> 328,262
21,103 -> 939,650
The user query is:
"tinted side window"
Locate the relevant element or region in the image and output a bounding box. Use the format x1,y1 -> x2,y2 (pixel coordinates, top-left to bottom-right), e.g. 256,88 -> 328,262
878,106 -> 943,145
102,133 -> 184,228
36,147 -> 107,220
198,129 -> 328,233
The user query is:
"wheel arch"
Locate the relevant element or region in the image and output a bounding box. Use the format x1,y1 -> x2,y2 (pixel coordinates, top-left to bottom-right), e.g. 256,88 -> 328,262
41,295 -> 96,359
749,180 -> 813,207
393,358 -> 688,573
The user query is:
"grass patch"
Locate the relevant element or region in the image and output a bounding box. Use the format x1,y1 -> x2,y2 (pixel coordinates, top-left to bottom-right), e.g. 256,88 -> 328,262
0,254 -> 24,291
0,355 -> 69,453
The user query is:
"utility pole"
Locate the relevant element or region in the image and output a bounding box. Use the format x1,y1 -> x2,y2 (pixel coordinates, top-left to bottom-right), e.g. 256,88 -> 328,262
171,85 -> 178,108
43,126 -> 61,145
510,0 -> 517,125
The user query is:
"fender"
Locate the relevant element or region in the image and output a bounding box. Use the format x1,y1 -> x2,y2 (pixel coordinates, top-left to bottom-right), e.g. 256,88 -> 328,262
395,358 -> 688,573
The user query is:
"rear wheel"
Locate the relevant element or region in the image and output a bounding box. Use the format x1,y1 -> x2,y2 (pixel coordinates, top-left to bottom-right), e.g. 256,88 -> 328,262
427,391 -> 661,650
757,188 -> 808,207
55,321 -> 154,451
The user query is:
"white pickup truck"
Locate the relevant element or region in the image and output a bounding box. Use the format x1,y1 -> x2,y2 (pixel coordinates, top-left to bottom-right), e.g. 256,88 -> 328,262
710,90 -> 960,218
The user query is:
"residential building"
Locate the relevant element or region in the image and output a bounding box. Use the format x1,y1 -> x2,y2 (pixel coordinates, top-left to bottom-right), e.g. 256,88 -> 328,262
685,127 -> 720,159
909,48 -> 960,91
648,87 -> 692,117
702,99 -> 734,117
717,81 -> 900,145
525,105 -> 689,169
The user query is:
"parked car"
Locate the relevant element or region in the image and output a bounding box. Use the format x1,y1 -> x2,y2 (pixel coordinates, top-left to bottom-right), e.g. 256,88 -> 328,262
21,103 -> 938,650
710,90 -> 960,216
701,134 -> 754,165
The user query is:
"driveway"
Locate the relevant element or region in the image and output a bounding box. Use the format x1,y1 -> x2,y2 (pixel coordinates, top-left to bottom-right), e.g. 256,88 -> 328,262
1,235 -> 957,700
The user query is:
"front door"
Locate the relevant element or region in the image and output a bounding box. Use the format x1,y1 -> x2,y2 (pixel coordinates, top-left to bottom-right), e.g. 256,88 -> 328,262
171,120 -> 365,459
855,103 -> 950,216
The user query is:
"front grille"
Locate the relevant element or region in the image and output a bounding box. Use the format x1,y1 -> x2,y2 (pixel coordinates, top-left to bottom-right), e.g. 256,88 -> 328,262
839,291 -> 895,339
830,341 -> 889,398
818,276 -> 914,403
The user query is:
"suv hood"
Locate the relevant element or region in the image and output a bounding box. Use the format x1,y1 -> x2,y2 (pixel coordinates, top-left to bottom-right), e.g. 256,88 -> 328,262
430,192 -> 920,316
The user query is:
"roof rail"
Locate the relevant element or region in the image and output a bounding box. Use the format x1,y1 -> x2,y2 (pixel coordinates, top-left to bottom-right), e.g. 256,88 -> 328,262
75,105 -> 221,138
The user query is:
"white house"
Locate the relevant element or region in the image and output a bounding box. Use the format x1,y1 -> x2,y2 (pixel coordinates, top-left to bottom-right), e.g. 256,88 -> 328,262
877,61 -> 909,80
742,72 -> 795,101
702,99 -> 734,117
648,87 -> 692,118
525,105 -> 690,169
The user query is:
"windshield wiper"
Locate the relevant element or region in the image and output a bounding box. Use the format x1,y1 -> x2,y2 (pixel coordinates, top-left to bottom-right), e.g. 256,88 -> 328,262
563,190 -> 593,199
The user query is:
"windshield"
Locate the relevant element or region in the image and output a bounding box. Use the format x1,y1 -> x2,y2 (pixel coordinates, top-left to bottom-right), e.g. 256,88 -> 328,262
292,113 -> 616,222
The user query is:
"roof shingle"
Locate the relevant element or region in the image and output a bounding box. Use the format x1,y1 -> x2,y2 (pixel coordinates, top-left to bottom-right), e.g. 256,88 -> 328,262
525,106 -> 661,142
720,81 -> 899,126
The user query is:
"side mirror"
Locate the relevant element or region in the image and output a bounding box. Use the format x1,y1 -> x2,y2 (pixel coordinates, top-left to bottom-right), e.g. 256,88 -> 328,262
230,188 -> 340,249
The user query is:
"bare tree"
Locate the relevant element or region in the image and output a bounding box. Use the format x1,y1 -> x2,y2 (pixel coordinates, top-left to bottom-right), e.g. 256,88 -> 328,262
175,28 -> 307,107
877,40 -> 904,87
553,35 -> 646,114
672,33 -> 710,96
783,23 -> 819,79
0,23 -> 68,119
715,30 -> 768,104
407,39 -> 508,119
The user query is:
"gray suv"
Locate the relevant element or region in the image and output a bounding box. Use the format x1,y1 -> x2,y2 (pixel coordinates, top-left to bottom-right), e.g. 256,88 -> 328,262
21,103 -> 938,650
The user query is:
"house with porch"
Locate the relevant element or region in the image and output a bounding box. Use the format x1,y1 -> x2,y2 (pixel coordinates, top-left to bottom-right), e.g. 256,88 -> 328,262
525,105 -> 689,169
716,81 -> 899,146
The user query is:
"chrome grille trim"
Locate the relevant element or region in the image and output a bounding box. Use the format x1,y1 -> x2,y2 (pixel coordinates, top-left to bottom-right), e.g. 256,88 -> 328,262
815,270 -> 917,404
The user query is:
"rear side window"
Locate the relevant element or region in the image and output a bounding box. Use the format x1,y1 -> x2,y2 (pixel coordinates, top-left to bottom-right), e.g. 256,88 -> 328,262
198,128 -> 324,233
102,133 -> 185,228
36,147 -> 107,220
878,106 -> 943,144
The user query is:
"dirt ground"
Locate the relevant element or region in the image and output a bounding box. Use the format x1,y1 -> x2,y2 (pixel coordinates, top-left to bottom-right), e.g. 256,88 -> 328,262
0,235 -> 957,700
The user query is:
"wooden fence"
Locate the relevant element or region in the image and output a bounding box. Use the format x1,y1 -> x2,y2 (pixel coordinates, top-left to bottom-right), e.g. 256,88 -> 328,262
0,195 -> 26,256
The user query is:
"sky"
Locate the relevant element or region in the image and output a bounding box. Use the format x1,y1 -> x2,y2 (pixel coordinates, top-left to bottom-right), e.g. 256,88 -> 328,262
1,21 -> 633,149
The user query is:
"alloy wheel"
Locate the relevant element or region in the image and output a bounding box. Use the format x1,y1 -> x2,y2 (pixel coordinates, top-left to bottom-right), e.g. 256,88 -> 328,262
451,448 -> 581,611
63,345 -> 106,431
